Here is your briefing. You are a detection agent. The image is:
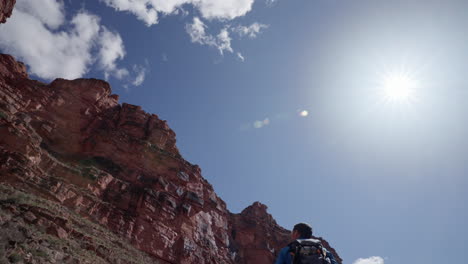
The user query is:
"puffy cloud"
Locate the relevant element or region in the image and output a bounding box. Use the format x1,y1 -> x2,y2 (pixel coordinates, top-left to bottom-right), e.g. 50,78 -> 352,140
185,20 -> 268,59
194,0 -> 254,20
233,22 -> 268,38
0,7 -> 99,79
15,0 -> 65,29
98,28 -> 129,80
100,0 -> 264,59
186,17 -> 233,55
186,17 -> 215,45
100,0 -> 255,25
0,0 -> 139,84
216,28 -> 233,55
353,256 -> 385,264
100,0 -> 159,26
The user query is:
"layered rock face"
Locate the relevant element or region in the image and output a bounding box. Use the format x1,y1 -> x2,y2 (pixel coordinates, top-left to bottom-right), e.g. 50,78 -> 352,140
230,202 -> 342,264
0,0 -> 15,23
230,202 -> 290,263
0,4 -> 341,263
0,53 -> 227,263
0,54 -> 341,263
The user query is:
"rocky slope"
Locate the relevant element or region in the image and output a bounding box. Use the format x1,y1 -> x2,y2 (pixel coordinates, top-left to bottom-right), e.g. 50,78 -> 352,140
0,2 -> 341,263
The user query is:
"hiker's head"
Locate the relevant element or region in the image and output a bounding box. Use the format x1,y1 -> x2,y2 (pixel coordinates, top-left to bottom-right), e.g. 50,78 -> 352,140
292,223 -> 312,239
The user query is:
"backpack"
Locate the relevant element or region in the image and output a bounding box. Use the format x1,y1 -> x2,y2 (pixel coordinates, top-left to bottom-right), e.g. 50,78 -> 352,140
288,238 -> 331,264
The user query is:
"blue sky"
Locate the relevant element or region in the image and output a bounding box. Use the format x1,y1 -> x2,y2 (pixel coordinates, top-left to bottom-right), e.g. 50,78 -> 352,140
1,0 -> 468,263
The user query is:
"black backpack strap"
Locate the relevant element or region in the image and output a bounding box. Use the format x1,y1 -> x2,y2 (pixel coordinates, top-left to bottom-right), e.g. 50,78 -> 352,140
288,240 -> 302,264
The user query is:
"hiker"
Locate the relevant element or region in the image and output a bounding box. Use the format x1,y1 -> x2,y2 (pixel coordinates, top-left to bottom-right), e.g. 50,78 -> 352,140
274,223 -> 338,264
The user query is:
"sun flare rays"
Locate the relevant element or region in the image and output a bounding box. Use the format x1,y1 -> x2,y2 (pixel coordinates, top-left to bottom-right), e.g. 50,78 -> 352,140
378,68 -> 420,105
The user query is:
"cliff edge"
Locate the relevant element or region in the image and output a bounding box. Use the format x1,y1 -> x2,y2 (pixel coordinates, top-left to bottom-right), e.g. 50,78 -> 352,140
0,2 -> 341,263
0,53 -> 341,263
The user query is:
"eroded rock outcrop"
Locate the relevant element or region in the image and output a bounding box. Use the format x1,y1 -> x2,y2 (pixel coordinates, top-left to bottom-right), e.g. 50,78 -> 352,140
229,202 -> 290,263
230,202 -> 342,264
0,0 -> 15,23
0,53 -> 227,263
0,53 -> 341,263
0,1 -> 341,262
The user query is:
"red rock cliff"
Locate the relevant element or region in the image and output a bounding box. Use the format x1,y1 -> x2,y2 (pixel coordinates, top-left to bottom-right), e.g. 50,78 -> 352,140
0,0 -> 15,23
0,2 -> 342,263
0,53 -> 341,263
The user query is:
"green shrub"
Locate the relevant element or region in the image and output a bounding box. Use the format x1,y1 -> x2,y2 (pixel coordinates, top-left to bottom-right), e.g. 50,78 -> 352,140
79,157 -> 122,175
8,253 -> 22,263
33,249 -> 48,258
80,167 -> 98,180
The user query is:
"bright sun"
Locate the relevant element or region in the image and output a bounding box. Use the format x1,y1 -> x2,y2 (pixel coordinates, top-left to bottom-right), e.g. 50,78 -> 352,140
381,71 -> 418,102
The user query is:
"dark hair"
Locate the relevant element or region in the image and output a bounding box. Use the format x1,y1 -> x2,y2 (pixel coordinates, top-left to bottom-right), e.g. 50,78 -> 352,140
293,223 -> 312,239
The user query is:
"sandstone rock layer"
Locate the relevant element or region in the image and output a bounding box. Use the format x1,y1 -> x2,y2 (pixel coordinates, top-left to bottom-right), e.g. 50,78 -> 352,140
0,1 -> 342,263
0,53 -> 341,263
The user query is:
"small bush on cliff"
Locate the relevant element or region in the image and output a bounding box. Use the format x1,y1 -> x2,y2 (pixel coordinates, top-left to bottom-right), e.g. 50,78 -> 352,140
0,197 -> 18,205
79,156 -> 122,175
80,167 -> 98,181
8,253 -> 22,263
32,249 -> 48,258
79,158 -> 100,168
0,111 -> 7,120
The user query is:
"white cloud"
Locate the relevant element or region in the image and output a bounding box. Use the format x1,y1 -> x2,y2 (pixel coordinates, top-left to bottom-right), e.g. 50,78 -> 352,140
177,7 -> 190,17
0,0 -> 140,84
100,0 -> 255,26
217,28 -> 233,55
132,64 -> 147,86
99,0 -> 264,59
194,0 -> 254,20
100,0 -> 159,26
234,22 -> 268,38
353,256 -> 385,264
15,0 -> 65,29
0,8 -> 99,79
98,27 -> 129,80
186,17 -> 233,55
237,52 -> 245,62
186,17 -> 214,45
